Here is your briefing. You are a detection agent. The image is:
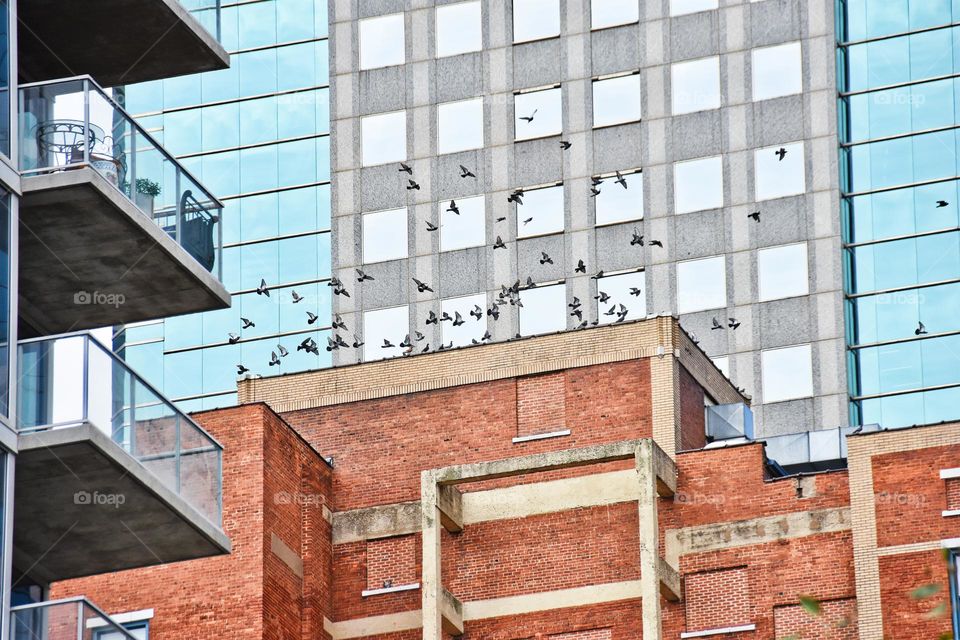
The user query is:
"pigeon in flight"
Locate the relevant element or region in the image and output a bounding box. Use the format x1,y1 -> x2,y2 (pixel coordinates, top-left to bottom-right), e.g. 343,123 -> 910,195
519,109 -> 537,123
447,200 -> 460,215
571,308 -> 583,320
576,320 -> 588,329
256,278 -> 270,296
399,335 -> 412,348
268,351 -> 281,367
525,276 -> 537,288
615,304 -> 628,322
540,251 -> 554,265
937,200 -> 949,208
595,291 -> 611,303
382,338 -> 396,349
426,311 -> 439,325
328,276 -> 341,288
615,171 -> 628,189
748,211 -> 760,222
241,317 -> 255,329
775,147 -> 787,161
440,311 -> 453,322
399,162 -> 413,174
415,331 -> 426,342
575,259 -> 586,273
470,305 -> 483,320
649,239 -> 663,248
589,187 -> 601,197
522,217 -> 533,225
728,317 -> 741,330
507,191 -> 524,205
237,364 -> 250,375
356,269 -> 374,282
291,290 -> 304,303
413,278 -> 434,293
277,344 -> 289,357
299,337 -> 319,355
452,312 -> 465,327
488,305 -> 501,320
325,337 -> 339,352
560,140 -> 572,150
629,287 -> 643,297
459,164 -> 476,178
568,297 -> 581,309
228,332 -> 240,344
307,311 -> 319,325
631,229 -> 644,246
591,270 -> 605,280
915,321 -> 928,335
603,304 -> 617,316
407,179 -> 420,190
591,177 -> 604,187
496,216 -> 506,223
352,334 -> 364,349
493,236 -> 507,249
426,220 -> 439,232
332,314 -> 347,330
711,317 -> 723,330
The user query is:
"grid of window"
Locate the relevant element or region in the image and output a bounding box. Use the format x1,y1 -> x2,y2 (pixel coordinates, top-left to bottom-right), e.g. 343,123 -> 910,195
517,184 -> 565,237
515,87 -> 562,141
436,2 -> 482,57
513,0 -> 560,43
519,283 -> 566,336
677,256 -> 726,314
117,0 -> 333,410
671,56 -> 720,115
593,73 -> 642,127
761,344 -> 814,403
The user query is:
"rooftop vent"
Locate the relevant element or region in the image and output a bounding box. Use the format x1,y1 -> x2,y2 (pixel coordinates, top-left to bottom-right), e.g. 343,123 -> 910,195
706,403 -> 754,442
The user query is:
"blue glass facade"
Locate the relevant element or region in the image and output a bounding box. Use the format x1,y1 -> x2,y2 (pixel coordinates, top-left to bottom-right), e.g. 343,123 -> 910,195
839,0 -> 960,427
116,0 -> 332,410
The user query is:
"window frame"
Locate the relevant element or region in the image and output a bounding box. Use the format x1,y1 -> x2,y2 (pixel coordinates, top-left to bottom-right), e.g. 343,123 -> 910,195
512,0 -> 561,44
437,97 -> 485,154
676,255 -> 727,314
594,168 -> 644,226
519,281 -> 567,336
358,13 -> 406,71
514,85 -> 563,142
757,242 -> 809,302
751,41 -> 803,102
761,344 -> 815,403
435,1 -> 483,58
360,110 -> 407,167
671,55 -> 721,115
590,0 -> 640,30
362,207 -> 409,264
516,182 -> 565,239
439,195 -> 486,252
673,155 -> 724,214
592,72 -> 643,129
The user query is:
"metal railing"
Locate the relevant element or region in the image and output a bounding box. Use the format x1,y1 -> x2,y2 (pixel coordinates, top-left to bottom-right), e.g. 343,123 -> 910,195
11,597 -> 139,640
19,76 -> 224,279
17,333 -> 223,527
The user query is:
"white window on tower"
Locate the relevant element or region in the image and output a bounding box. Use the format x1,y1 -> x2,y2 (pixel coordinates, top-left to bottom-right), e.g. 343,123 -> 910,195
359,13 -> 405,70
361,111 -> 406,166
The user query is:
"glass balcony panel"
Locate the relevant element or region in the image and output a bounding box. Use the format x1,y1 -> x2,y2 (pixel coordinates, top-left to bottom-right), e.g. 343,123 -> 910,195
17,334 -> 223,525
12,599 -> 139,640
19,77 -> 223,278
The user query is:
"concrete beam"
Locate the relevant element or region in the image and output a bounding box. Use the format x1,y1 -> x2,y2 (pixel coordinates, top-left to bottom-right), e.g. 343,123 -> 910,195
441,588 -> 464,635
420,471 -> 443,640
636,440 -> 664,640
653,443 -> 677,497
437,484 -> 463,533
19,0 -> 229,86
434,439 -> 640,485
658,557 -> 681,602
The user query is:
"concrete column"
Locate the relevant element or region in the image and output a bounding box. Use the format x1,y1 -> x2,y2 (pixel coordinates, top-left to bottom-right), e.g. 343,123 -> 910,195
420,470 -> 442,640
636,439 -> 662,640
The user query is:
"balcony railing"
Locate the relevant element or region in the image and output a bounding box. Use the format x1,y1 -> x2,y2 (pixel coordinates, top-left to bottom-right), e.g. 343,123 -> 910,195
19,76 -> 224,280
11,597 -> 140,640
17,333 -> 223,527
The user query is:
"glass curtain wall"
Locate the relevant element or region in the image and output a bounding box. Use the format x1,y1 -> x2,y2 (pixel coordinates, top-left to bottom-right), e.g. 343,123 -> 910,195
115,0 -> 332,410
839,0 -> 960,427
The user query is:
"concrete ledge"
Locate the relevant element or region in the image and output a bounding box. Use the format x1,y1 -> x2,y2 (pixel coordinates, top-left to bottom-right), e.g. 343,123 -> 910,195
512,429 -> 571,443
943,509 -> 960,518
940,468 -> 960,479
361,583 -> 419,597
658,557 -> 681,602
680,624 -> 756,638
441,588 -> 464,635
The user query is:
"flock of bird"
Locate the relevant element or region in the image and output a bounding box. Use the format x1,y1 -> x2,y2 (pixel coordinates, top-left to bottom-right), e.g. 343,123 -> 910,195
235,138 -> 943,375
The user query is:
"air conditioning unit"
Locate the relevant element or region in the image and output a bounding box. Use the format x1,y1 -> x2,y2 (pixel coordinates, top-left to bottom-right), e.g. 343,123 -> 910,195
706,403 -> 754,442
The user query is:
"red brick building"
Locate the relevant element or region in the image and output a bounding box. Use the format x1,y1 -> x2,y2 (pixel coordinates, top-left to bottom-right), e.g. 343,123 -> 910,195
53,318 -> 960,640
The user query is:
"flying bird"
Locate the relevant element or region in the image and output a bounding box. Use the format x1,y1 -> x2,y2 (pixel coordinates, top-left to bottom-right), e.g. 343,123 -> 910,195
629,287 -> 643,297
937,200 -> 949,208
507,191 -> 524,205
575,259 -> 586,273
571,308 -> 583,320
299,338 -> 319,355
589,187 -> 601,197
268,351 -> 281,367
406,179 -> 420,190
595,291 -> 610,303
307,311 -> 319,324
228,332 -> 240,344
748,211 -> 760,222
356,269 -> 374,282
728,317 -> 741,330
631,229 -> 644,246
440,311 -> 453,322
256,278 -> 270,296
452,312 -> 465,327
399,162 -> 413,174
591,177 -> 604,187
426,311 -> 439,325
615,171 -> 628,189
470,305 -> 483,320
568,297 -> 582,309
775,147 -> 787,161
382,338 -> 396,349
591,270 -> 605,280
447,200 -> 460,215
493,236 -> 507,249
525,276 -> 536,288
237,364 -> 250,375
488,305 -> 501,320
649,239 -> 663,248
299,338 -> 316,352
496,216 -> 507,222
413,278 -> 434,293
519,108 -> 537,123
399,335 -> 412,348
615,304 -> 628,322
415,331 -> 426,342
522,217 -> 533,225
603,304 -> 617,316
426,220 -> 439,232
540,251 -> 553,265
241,317 -> 255,329
459,164 -> 476,178
291,290 -> 304,303
711,317 -> 724,331
560,140 -> 572,150
915,321 -> 928,335
277,345 -> 289,357
352,334 -> 364,349
332,314 -> 347,330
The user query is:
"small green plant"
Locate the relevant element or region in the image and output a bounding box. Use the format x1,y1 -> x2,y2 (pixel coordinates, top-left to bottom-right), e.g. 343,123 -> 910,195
135,178 -> 161,197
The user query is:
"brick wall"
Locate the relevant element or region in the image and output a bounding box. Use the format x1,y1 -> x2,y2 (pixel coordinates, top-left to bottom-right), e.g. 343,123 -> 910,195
677,365 -> 707,452
683,567 -> 750,631
879,551 -> 953,640
516,372 -> 565,437
773,598 -> 857,639
946,477 -> 960,511
366,535 -> 419,590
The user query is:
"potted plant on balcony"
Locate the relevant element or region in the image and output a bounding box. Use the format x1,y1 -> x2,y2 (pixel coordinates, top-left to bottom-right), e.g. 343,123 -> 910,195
134,178 -> 162,215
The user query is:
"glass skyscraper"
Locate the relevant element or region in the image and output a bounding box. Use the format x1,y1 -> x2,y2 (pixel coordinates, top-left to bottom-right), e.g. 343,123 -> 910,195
116,0 -> 333,410
838,0 -> 960,428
